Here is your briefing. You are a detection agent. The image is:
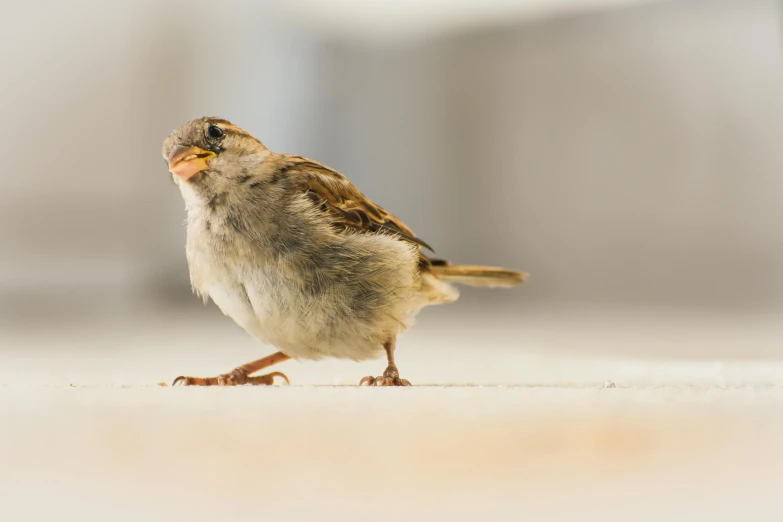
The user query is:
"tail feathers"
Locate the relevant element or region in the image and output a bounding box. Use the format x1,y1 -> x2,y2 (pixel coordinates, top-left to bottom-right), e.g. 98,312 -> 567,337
428,261 -> 528,288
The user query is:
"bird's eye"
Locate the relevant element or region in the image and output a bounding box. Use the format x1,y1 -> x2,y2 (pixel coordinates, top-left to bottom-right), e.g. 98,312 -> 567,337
207,125 -> 224,139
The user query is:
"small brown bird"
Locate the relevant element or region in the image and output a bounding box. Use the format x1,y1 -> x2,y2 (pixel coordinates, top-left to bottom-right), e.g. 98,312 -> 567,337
162,117 -> 527,386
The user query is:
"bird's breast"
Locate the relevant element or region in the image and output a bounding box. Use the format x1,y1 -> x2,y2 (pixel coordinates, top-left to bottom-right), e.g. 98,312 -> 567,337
183,206 -> 426,360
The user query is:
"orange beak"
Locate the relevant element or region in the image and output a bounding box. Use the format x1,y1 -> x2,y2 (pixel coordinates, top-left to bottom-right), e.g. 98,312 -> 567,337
167,145 -> 216,180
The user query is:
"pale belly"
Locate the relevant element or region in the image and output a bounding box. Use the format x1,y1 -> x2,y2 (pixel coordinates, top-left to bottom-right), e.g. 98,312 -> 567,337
203,263 -> 416,362
185,209 -> 444,361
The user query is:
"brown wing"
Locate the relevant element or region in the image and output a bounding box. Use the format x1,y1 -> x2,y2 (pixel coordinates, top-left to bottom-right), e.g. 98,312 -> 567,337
280,156 -> 434,252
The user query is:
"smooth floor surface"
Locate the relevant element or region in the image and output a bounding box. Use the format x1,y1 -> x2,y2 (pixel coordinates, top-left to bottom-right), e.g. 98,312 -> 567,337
2,306 -> 782,521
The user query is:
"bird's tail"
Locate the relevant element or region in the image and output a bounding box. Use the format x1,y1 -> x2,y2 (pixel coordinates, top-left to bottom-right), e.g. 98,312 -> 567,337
427,260 -> 528,288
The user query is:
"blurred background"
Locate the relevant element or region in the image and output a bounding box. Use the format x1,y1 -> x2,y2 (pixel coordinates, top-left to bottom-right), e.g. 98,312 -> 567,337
1,0 -> 783,384
3,2 -> 783,521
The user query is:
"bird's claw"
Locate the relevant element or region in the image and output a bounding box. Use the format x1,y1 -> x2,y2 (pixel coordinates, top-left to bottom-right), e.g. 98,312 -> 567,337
359,363 -> 411,386
360,375 -> 412,386
172,370 -> 289,386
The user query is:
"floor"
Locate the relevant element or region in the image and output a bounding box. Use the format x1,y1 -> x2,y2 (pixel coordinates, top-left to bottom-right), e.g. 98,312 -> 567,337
2,303 -> 782,521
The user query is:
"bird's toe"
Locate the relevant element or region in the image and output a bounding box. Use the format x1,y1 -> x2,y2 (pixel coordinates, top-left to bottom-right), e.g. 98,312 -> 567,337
359,375 -> 410,386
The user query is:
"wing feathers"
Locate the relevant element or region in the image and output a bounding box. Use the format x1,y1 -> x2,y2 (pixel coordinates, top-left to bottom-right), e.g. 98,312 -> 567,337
281,156 -> 434,251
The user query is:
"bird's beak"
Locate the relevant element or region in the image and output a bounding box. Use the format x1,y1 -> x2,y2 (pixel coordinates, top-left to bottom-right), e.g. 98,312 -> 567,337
167,145 -> 216,180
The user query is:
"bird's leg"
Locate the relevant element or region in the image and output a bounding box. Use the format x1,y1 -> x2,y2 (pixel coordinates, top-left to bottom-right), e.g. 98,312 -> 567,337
359,338 -> 411,386
172,351 -> 291,386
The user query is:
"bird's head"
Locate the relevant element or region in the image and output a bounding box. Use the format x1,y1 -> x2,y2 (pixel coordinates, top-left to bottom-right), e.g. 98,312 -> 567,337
162,117 -> 269,187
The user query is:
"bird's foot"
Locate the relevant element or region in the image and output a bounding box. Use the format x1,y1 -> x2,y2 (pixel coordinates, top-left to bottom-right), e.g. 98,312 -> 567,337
172,369 -> 289,386
359,363 -> 411,387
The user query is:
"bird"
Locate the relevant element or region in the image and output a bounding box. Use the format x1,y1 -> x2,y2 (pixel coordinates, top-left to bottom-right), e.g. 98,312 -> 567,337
162,117 -> 527,386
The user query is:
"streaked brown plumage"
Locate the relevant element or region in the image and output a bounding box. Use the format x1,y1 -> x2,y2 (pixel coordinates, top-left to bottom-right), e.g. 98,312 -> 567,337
162,117 -> 527,386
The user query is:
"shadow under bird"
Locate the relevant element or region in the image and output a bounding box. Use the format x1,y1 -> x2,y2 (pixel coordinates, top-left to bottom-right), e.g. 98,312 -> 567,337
162,117 -> 527,386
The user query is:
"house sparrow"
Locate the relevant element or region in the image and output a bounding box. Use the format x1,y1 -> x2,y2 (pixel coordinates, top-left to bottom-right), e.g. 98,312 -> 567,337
162,117 -> 527,386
